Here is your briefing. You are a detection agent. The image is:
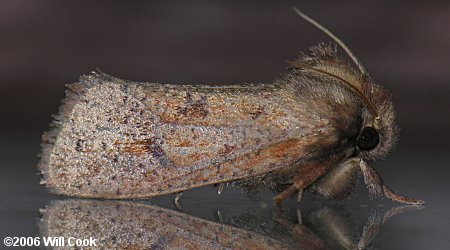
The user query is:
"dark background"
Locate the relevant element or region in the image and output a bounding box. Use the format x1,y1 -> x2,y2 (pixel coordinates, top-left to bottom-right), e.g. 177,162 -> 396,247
1,1 -> 449,249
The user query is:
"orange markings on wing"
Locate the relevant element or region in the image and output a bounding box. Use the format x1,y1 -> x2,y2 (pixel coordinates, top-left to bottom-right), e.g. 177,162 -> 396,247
114,139 -> 153,155
148,90 -> 282,127
164,132 -> 211,148
218,138 -> 305,174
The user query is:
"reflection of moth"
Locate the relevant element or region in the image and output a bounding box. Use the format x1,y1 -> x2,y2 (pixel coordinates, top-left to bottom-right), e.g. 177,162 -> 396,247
275,204 -> 420,249
38,9 -> 423,205
39,200 -> 297,249
39,200 -> 420,249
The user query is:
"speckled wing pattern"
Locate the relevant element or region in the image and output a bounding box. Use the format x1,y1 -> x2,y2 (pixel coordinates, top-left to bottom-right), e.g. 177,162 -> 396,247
39,200 -> 296,249
39,71 -> 341,198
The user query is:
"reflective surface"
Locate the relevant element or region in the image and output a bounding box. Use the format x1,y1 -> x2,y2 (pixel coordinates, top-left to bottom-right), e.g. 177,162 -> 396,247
1,1 -> 449,249
39,199 -> 421,249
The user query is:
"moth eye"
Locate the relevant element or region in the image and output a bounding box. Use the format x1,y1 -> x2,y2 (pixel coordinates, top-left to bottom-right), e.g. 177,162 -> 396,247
357,126 -> 379,151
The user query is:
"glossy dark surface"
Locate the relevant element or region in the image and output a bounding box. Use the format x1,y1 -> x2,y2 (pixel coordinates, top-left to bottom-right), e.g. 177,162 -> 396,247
1,1 -> 449,249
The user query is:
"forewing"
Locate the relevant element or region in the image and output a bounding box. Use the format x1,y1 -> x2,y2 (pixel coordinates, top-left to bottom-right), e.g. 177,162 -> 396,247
39,73 -> 340,198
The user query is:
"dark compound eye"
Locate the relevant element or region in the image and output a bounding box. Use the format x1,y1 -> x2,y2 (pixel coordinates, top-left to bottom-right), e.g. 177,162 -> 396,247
357,126 -> 379,151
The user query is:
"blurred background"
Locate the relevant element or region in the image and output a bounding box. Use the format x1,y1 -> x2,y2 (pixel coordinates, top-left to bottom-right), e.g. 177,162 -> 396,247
1,1 -> 449,249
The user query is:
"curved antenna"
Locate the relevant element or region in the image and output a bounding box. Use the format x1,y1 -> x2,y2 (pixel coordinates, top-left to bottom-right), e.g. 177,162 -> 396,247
292,7 -> 367,76
288,60 -> 379,118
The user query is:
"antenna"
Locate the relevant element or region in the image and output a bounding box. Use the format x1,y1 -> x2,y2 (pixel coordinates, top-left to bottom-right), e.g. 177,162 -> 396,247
287,60 -> 379,118
292,7 -> 367,76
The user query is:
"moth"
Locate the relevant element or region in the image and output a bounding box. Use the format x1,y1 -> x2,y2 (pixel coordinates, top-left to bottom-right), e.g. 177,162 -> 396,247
38,8 -> 424,205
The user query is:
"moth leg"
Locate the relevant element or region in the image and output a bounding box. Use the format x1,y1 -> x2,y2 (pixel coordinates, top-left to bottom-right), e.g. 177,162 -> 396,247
217,183 -> 225,195
274,161 -> 331,206
359,160 -> 425,205
311,158 -> 360,199
217,210 -> 224,223
273,185 -> 298,206
357,205 -> 423,249
297,189 -> 303,202
175,192 -> 183,202
174,192 -> 183,210
273,208 -> 326,249
297,208 -> 302,224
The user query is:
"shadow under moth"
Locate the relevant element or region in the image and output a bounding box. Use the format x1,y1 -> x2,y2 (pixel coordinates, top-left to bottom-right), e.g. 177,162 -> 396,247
38,8 -> 424,206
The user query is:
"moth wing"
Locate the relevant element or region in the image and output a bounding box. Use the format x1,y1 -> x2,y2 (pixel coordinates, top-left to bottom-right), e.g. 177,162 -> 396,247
40,73 -> 342,198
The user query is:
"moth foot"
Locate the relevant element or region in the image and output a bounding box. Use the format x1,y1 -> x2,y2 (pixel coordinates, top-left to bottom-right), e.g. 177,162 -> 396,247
217,183 -> 224,195
174,192 -> 183,210
383,186 -> 425,205
273,185 -> 297,208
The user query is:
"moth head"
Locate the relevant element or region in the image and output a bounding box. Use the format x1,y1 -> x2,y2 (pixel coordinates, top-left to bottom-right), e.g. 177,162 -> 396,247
289,55 -> 398,161
291,9 -> 398,161
357,82 -> 398,161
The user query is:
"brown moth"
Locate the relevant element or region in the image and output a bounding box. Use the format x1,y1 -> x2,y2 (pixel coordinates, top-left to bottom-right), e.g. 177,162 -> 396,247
38,8 -> 424,205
